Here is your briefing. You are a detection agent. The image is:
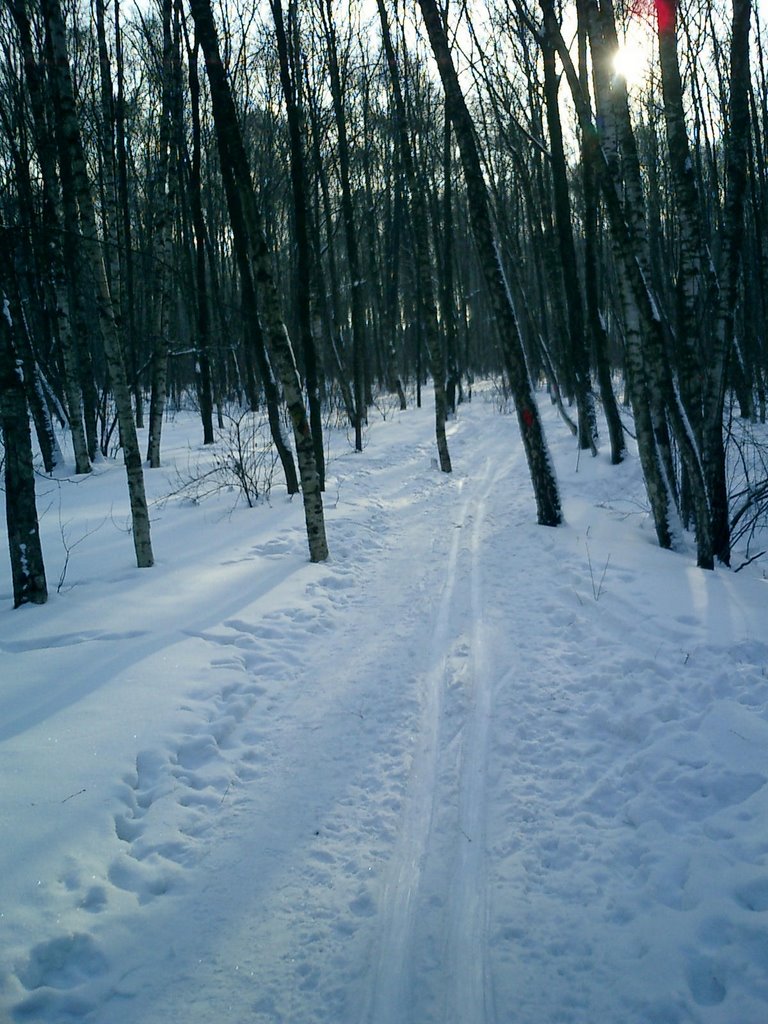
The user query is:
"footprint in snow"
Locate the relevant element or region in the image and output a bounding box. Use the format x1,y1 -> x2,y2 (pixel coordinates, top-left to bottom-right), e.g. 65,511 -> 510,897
348,890 -> 377,917
79,885 -> 108,913
733,877 -> 768,912
133,748 -> 169,796
251,537 -> 294,558
114,812 -> 144,843
686,956 -> 727,1006
15,932 -> 107,993
107,852 -> 179,903
223,618 -> 286,641
175,734 -> 219,770
209,654 -> 246,670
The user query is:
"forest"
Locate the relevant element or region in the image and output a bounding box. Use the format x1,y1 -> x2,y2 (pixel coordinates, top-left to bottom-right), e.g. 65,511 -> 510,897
3,4 -> 768,1018
1,0 -> 766,604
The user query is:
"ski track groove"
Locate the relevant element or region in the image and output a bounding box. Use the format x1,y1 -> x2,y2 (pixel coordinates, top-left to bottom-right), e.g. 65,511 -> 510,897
364,471 -> 470,1024
366,454 -> 500,1024
446,456 -> 496,1024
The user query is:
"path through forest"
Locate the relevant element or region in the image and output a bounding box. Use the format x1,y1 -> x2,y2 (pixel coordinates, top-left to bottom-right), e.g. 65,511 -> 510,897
2,388 -> 767,1023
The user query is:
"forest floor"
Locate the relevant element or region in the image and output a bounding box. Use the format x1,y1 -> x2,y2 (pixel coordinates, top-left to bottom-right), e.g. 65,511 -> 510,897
1,383 -> 767,1024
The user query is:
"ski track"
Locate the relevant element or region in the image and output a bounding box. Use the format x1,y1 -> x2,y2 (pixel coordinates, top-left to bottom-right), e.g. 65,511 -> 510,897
447,459 -> 495,1024
6,428 -> 471,1023
4,397 -> 768,1023
365,453 -> 499,1024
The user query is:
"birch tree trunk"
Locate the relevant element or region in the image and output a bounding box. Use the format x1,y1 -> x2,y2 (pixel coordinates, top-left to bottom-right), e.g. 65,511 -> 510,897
578,102 -> 625,462
189,0 -> 328,562
549,0 -> 715,564
377,0 -> 451,472
304,86 -> 358,428
703,0 -> 753,565
186,33 -> 215,446
113,0 -> 140,427
43,0 -> 154,568
319,0 -> 366,453
183,37 -> 300,494
540,23 -> 597,454
417,0 -> 561,525
146,0 -> 174,468
656,0 -> 718,524
10,0 -> 92,475
0,225 -> 48,607
0,98 -> 62,473
271,0 -> 326,488
441,116 -> 461,414
592,0 -> 716,567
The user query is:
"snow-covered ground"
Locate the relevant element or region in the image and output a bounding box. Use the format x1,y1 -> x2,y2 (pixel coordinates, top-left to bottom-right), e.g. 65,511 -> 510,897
1,384 -> 766,1024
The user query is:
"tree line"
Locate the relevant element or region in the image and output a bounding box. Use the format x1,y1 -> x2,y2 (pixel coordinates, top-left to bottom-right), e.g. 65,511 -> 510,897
0,0 -> 765,606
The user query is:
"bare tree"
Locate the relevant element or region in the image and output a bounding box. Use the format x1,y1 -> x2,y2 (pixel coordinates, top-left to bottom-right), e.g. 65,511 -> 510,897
0,221 -> 48,607
417,0 -> 561,526
42,0 -> 154,567
376,0 -> 451,472
188,0 -> 329,562
270,0 -> 326,486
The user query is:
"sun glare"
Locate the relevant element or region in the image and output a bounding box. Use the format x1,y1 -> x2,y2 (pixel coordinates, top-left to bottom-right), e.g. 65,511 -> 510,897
612,39 -> 650,86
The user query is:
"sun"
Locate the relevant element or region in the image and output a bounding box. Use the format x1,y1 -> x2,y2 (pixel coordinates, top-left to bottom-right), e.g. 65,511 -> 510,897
612,40 -> 650,85
611,3 -> 656,87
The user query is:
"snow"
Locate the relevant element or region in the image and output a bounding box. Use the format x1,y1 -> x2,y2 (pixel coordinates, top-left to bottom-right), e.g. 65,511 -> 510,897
1,384 -> 767,1024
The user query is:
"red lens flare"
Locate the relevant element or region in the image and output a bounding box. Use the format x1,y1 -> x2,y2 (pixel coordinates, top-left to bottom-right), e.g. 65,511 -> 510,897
629,0 -> 675,33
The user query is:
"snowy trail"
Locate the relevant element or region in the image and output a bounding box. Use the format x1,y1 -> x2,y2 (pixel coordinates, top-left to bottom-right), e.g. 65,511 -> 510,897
446,459 -> 495,1024
366,444 -> 514,1024
3,389 -> 768,1024
365,454 -> 499,1024
5,419 -> 481,1024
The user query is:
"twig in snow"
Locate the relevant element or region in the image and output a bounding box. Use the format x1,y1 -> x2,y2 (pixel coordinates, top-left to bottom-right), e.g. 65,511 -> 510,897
586,542 -> 611,601
734,550 -> 766,573
61,788 -> 86,803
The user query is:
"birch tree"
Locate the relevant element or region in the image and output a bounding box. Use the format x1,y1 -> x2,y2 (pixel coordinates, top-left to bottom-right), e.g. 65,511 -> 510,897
42,0 -> 154,567
417,0 -> 561,525
377,0 -> 452,472
188,0 -> 329,562
0,223 -> 48,607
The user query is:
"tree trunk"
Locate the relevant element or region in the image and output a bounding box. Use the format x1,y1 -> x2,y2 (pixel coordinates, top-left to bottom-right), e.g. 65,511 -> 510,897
189,0 -> 328,562
588,0 -> 716,566
377,0 -> 451,472
541,23 -> 597,454
0,226 -> 48,607
703,0 -> 753,565
43,0 -> 153,568
271,0 -> 325,488
146,0 -> 175,468
319,0 -> 366,452
186,34 -> 215,446
552,0 -> 715,564
417,0 -> 561,525
305,89 -> 357,428
10,0 -> 92,475
113,0 -> 141,428
441,115 -> 461,413
578,107 -> 625,460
